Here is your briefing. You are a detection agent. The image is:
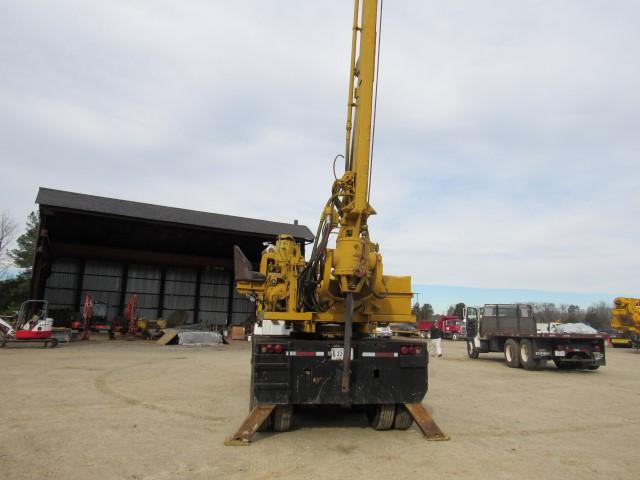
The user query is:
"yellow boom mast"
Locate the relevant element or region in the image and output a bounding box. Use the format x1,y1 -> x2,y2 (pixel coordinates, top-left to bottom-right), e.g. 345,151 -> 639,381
234,0 -> 414,343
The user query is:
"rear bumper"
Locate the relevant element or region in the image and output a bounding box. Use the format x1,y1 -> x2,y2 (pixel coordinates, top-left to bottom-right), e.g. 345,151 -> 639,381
252,336 -> 429,406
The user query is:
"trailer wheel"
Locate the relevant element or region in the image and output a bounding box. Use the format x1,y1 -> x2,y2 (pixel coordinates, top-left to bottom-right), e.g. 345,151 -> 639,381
394,404 -> 414,430
273,404 -> 293,432
467,341 -> 479,359
50,338 -> 59,348
504,339 -> 520,368
367,404 -> 395,431
519,339 -> 539,370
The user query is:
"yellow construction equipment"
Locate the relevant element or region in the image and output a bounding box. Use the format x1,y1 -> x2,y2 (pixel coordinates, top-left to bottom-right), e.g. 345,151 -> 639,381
226,0 -> 446,445
234,2 -> 414,337
611,297 -> 640,349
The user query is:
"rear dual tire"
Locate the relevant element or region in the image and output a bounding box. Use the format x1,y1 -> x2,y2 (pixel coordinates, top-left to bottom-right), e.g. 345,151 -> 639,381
367,404 -> 414,431
393,404 -> 414,430
273,405 -> 293,432
504,339 -> 520,368
519,339 -> 543,370
367,403 -> 395,430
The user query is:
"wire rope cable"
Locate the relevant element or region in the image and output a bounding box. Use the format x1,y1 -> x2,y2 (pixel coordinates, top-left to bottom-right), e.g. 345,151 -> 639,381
368,0 -> 383,205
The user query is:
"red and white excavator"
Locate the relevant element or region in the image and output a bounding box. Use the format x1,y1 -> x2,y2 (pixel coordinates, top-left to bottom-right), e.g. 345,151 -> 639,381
0,299 -> 58,348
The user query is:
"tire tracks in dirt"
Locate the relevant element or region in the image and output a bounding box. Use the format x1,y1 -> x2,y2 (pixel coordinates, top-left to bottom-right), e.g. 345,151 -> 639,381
94,360 -> 226,424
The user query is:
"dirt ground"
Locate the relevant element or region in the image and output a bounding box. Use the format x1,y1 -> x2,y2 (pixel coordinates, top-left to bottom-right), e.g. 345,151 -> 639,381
0,338 -> 638,480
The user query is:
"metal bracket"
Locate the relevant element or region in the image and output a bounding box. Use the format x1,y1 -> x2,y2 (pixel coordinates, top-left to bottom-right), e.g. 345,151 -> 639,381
404,403 -> 450,441
224,404 -> 275,446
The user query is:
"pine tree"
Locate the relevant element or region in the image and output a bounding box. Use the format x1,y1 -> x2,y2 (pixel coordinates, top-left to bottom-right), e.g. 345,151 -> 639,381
420,303 -> 434,321
453,302 -> 466,320
9,211 -> 39,276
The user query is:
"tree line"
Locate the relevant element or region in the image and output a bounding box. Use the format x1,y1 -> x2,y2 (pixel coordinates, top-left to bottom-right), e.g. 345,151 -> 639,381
413,301 -> 613,330
0,210 -> 38,314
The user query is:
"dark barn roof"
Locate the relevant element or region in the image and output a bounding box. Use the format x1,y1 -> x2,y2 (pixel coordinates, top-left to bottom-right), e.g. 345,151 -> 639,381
36,188 -> 314,241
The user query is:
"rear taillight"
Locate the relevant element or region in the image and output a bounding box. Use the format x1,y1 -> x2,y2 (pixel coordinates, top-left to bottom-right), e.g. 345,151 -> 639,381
593,344 -> 601,352
556,345 -> 565,350
400,345 -> 422,355
260,343 -> 285,354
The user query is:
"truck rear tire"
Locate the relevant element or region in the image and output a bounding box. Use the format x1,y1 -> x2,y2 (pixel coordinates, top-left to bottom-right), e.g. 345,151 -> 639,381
394,404 -> 414,430
367,404 -> 395,430
273,404 -> 293,432
519,339 -> 539,370
467,341 -> 479,359
504,339 -> 520,368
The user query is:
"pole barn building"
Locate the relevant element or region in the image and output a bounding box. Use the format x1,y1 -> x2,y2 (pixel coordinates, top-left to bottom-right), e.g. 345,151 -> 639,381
31,188 -> 313,327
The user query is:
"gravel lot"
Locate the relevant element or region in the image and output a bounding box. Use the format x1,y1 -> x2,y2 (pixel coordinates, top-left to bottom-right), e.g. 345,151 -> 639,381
1,338 -> 638,479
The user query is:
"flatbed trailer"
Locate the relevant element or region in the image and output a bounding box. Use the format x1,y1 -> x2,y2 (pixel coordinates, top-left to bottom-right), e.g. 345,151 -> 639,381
466,304 -> 606,371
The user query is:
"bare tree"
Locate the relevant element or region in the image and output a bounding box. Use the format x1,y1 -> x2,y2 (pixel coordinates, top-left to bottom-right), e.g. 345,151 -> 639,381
0,211 -> 17,277
584,301 -> 612,329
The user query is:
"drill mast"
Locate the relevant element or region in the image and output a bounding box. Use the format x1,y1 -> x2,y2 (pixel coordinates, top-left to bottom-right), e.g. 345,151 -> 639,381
235,0 -> 414,338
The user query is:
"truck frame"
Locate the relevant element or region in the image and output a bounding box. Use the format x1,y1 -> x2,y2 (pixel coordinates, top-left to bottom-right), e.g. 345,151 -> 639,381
466,304 -> 606,371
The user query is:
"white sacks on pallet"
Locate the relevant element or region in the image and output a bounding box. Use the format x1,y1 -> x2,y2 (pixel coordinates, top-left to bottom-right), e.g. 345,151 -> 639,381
555,323 -> 598,334
178,331 -> 223,345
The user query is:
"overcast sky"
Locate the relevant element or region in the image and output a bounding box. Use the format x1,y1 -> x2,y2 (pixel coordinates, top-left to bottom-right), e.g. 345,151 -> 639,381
1,1 -> 638,311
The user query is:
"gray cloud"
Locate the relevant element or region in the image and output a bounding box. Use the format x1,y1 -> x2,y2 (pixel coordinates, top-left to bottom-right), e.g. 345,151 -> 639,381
1,1 -> 638,295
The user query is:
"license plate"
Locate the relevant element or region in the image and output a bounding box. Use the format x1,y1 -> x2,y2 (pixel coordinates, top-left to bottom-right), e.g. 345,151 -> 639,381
554,350 -> 566,357
593,352 -> 604,360
330,347 -> 353,361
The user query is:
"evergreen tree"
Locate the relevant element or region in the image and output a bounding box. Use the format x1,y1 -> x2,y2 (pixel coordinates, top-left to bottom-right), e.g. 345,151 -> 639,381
9,211 -> 39,275
0,276 -> 31,314
453,302 -> 466,320
419,303 -> 434,321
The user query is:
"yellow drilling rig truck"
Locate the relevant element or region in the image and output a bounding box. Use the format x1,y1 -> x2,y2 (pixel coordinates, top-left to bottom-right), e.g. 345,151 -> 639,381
225,0 -> 447,445
611,297 -> 640,349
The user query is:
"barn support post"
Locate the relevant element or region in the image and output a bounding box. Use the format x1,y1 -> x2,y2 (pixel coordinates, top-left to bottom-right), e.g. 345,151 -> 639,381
194,268 -> 202,325
226,269 -> 235,327
74,259 -> 86,311
118,262 -> 129,315
157,267 -> 166,318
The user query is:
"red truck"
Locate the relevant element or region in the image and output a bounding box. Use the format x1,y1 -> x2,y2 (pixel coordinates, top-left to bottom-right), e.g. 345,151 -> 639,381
418,315 -> 466,341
